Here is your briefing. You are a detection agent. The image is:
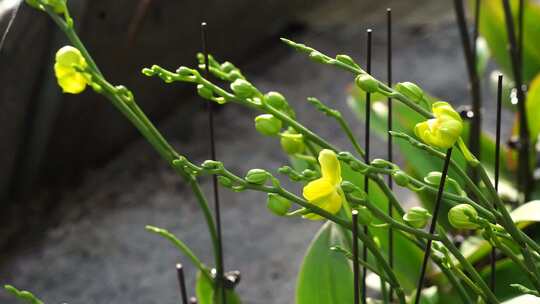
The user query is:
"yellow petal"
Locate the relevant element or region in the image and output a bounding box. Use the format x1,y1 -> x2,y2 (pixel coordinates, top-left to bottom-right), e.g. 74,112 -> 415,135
318,149 -> 341,185
432,101 -> 461,122
303,189 -> 343,220
57,72 -> 88,94
303,178 -> 334,202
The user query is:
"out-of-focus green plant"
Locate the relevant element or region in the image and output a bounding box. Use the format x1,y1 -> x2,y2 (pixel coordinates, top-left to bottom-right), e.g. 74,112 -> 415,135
5,1 -> 540,304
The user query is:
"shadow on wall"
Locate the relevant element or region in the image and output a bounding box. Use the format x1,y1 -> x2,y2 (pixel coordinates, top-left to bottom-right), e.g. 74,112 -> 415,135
0,0 -> 320,203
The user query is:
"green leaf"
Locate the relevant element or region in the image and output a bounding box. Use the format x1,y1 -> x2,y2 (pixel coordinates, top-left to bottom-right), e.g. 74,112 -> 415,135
526,73 -> 540,142
475,0 -> 540,83
502,294 -> 540,304
511,200 -> 540,226
195,271 -> 242,304
481,258 -> 534,301
295,221 -> 354,304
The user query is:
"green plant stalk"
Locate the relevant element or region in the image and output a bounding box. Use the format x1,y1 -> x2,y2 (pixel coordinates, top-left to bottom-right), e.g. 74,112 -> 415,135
43,6 -> 224,284
438,227 -> 500,304
146,225 -> 213,281
439,266 -> 473,304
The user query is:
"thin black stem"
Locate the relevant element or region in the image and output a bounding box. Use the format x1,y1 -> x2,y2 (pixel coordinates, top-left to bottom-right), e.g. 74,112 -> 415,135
454,0 -> 482,181
201,22 -> 226,304
491,74 -> 503,292
352,210 -> 360,304
518,0 -> 524,74
362,28 -> 372,304
176,264 -> 189,304
414,148 -> 453,304
502,0 -> 531,201
386,8 -> 394,303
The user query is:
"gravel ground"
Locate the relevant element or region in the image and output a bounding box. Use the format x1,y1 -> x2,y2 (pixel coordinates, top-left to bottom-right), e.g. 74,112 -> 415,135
0,1 -> 514,303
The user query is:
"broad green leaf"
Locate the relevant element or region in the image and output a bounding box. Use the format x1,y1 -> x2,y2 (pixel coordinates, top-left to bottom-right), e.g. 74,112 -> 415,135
502,294 -> 540,303
511,200 -> 540,225
196,271 -> 242,304
480,258 -> 535,302
295,221 -> 354,304
475,0 -> 540,83
526,74 -> 540,142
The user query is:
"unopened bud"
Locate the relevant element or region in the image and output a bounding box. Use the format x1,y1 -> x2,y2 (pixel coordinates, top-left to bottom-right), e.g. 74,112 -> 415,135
355,74 -> 379,93
254,114 -> 282,136
392,170 -> 410,187
309,51 -> 328,64
245,169 -> 270,185
263,91 -> 287,109
280,129 -> 305,155
267,193 -> 292,216
403,207 -> 431,228
356,206 -> 373,225
230,79 -> 258,98
395,82 -> 425,104
197,84 -> 214,99
218,176 -> 233,188
448,204 -> 480,230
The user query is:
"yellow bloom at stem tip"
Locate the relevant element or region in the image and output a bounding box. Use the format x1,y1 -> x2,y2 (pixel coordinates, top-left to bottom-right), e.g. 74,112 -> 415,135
414,101 -> 463,149
302,149 -> 343,220
54,46 -> 90,94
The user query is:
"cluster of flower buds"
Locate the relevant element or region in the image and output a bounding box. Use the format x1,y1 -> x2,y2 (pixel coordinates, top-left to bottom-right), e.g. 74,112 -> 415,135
196,53 -> 246,82
278,166 -> 319,182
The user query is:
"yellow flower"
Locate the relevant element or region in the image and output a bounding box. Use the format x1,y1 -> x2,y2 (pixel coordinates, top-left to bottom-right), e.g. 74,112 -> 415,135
54,46 -> 90,94
302,149 -> 343,220
414,101 -> 463,149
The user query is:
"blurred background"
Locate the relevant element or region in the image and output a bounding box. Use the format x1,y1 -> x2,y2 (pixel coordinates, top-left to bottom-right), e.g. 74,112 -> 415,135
0,0 -> 498,303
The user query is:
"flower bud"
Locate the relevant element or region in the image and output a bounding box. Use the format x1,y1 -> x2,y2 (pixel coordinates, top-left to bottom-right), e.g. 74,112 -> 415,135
335,54 -> 359,68
371,158 -> 391,168
245,169 -> 270,185
230,79 -> 258,98
220,61 -> 235,73
227,70 -> 244,81
395,82 -> 425,104
263,91 -> 287,109
280,129 -> 305,155
197,84 -> 214,99
309,51 -> 328,64
254,114 -> 282,136
301,169 -> 318,180
267,193 -> 292,216
414,102 -> 463,149
201,160 -> 223,170
218,176 -> 233,188
424,172 -> 464,195
392,170 -> 410,187
355,74 -> 379,93
448,204 -> 480,230
355,206 -> 373,225
403,207 -> 431,228
177,66 -> 193,77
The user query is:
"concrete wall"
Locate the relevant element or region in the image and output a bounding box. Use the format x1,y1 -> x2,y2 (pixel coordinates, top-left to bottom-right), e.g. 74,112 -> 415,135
0,0 -> 318,201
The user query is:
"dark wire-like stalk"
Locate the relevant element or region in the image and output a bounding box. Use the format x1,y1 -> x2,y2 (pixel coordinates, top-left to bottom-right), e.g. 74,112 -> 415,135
414,149 -> 453,304
201,22 -> 227,304
352,210 -> 360,304
502,0 -> 531,201
362,28 -> 373,304
453,0 -> 482,181
176,264 -> 189,304
386,8 -> 394,303
491,74 -> 503,292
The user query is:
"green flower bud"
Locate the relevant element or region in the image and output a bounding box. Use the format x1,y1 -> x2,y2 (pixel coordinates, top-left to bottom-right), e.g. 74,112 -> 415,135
395,82 -> 425,104
392,170 -> 410,187
245,169 -> 270,185
267,193 -> 292,216
254,114 -> 282,136
263,91 -> 287,109
356,206 -> 373,225
335,54 -> 359,68
403,207 -> 431,228
424,172 -> 464,195
301,169 -> 317,180
176,66 -> 193,77
230,79 -> 258,98
448,204 -> 480,230
227,70 -> 244,81
220,61 -> 235,73
280,129 -> 305,155
197,84 -> 214,99
218,176 -> 233,188
309,51 -> 328,64
201,160 -> 223,170
355,74 -> 379,93
340,181 -> 357,193
371,158 -> 391,168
